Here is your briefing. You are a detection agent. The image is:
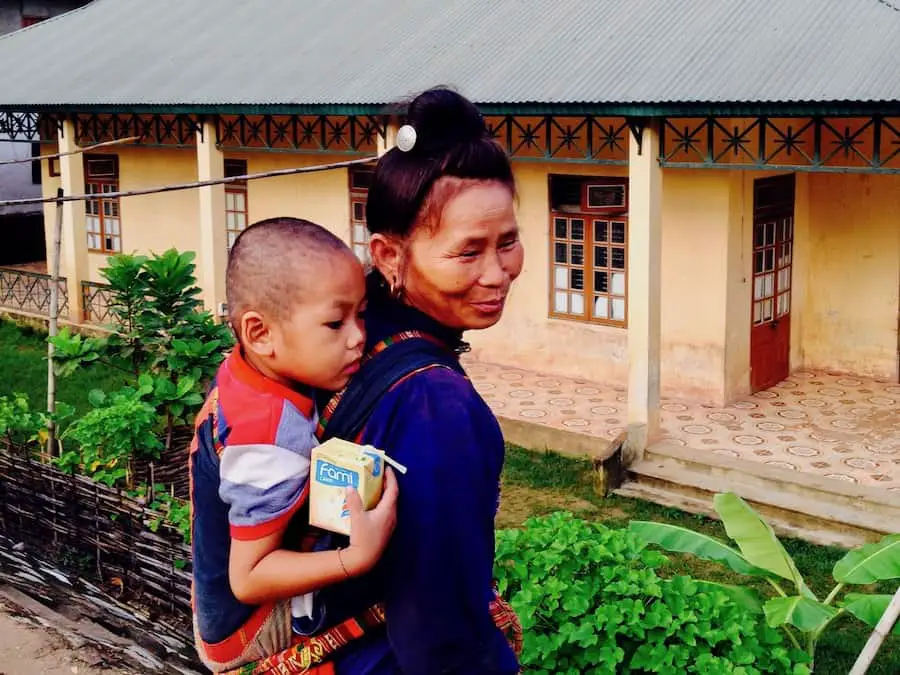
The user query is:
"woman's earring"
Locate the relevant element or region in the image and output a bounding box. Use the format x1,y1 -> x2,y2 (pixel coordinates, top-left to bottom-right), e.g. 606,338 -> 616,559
389,276 -> 402,300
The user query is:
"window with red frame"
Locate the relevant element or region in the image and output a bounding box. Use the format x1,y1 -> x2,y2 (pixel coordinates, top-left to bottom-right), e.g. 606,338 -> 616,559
84,155 -> 122,253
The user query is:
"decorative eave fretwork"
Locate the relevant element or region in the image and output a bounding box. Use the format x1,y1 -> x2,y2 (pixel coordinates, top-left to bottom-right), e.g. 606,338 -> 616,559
68,113 -> 201,147
0,111 -> 42,141
21,112 -> 202,147
659,115 -> 900,173
484,115 -> 629,164
213,114 -> 385,155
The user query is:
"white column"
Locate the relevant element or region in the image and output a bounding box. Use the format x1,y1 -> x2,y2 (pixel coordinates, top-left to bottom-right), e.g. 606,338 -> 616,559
196,120 -> 227,317
626,121 -> 663,462
57,120 -> 88,321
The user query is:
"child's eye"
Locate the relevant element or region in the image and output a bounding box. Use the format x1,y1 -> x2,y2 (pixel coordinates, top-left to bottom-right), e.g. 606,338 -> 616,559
325,320 -> 343,330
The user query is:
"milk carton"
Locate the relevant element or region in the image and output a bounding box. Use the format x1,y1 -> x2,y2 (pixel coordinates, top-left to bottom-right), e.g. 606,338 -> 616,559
309,438 -> 385,536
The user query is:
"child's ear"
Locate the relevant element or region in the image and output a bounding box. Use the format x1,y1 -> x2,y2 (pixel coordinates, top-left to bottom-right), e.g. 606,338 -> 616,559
369,234 -> 404,288
239,311 -> 275,358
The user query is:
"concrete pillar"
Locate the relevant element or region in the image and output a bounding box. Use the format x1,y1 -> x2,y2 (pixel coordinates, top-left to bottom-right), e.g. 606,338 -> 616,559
376,118 -> 399,157
57,120 -> 88,321
196,120 -> 227,316
626,121 -> 663,462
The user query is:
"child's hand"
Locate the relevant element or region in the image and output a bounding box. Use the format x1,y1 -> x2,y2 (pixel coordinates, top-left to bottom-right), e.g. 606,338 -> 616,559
342,467 -> 399,576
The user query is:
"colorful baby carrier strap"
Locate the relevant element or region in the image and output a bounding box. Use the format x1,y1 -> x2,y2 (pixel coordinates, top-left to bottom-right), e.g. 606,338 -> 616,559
316,330 -> 465,443
224,604 -> 387,675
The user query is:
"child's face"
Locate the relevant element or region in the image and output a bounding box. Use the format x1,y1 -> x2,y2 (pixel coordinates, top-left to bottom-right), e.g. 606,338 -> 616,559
269,251 -> 367,392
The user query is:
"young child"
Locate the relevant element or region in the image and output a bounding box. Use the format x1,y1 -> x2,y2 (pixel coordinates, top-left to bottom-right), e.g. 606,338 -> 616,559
188,217 -> 398,673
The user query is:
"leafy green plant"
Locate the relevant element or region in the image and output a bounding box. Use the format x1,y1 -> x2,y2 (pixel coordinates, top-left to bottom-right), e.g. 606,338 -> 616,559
0,393 -> 73,455
55,387 -> 162,487
495,511 -> 808,674
630,492 -> 900,671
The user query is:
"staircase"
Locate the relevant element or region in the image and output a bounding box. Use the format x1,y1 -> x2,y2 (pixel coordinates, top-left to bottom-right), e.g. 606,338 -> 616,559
615,443 -> 899,548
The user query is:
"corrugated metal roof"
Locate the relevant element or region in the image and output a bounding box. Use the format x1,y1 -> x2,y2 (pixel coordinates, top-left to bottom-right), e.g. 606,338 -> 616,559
1,0 -> 900,112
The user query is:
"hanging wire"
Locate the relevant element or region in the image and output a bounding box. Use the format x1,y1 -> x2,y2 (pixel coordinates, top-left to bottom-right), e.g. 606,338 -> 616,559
0,136 -> 141,166
0,155 -> 378,208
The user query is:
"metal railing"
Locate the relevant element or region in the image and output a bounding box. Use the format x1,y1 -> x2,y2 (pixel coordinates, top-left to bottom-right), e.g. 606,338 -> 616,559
81,280 -> 114,324
0,267 -> 68,318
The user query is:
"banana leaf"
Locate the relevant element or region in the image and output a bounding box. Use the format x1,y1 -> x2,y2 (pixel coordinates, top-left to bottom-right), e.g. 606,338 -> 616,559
713,492 -> 811,597
765,596 -> 839,632
833,534 -> 900,585
842,593 -> 900,636
629,521 -> 769,577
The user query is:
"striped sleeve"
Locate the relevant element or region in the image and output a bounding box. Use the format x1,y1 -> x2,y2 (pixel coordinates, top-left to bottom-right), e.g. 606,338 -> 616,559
218,400 -> 318,541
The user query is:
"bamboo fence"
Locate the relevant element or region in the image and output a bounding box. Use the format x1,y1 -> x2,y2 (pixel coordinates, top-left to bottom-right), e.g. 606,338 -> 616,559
0,446 -> 192,617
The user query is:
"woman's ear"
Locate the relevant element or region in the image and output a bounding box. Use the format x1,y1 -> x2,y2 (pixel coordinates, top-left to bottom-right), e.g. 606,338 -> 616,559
369,233 -> 404,287
238,310 -> 275,359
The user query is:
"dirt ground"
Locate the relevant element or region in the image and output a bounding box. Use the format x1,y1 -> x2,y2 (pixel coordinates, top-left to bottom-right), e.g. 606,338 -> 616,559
0,605 -> 130,675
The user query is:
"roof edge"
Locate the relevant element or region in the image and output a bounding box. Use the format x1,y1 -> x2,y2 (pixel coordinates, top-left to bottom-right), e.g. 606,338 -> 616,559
2,101 -> 900,117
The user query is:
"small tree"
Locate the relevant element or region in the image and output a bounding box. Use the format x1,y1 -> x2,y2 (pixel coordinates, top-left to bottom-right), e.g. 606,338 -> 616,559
50,249 -> 232,488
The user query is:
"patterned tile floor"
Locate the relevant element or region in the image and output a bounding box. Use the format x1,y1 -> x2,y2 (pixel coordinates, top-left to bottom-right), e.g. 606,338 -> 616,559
464,359 -> 900,491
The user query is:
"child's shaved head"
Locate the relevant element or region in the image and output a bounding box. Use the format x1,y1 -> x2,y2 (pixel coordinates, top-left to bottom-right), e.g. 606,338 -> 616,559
226,217 -> 354,329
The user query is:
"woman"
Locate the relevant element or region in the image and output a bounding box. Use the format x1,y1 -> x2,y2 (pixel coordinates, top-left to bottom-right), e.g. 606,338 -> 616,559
318,86 -> 525,675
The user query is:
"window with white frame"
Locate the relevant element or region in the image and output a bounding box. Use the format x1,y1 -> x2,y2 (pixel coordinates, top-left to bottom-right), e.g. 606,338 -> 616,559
349,165 -> 374,263
549,175 -> 628,326
225,159 -> 248,249
84,155 -> 121,253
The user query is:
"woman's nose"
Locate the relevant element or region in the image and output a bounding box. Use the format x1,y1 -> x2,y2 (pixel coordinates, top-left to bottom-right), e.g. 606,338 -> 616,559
479,251 -> 507,287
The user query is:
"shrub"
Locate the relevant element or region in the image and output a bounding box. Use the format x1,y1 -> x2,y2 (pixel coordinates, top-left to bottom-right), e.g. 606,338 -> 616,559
494,511 -> 809,674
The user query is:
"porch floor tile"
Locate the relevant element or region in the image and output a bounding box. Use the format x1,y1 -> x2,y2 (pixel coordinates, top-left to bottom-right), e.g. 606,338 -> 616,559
464,359 -> 900,491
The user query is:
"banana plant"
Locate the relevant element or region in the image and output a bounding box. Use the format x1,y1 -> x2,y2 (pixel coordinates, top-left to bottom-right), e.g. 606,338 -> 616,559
629,492 -> 900,670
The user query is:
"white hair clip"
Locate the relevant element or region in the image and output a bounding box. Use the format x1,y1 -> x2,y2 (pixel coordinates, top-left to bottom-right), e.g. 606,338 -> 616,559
396,124 -> 417,152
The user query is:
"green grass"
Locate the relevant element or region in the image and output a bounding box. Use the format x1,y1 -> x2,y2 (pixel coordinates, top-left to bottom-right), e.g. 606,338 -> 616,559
0,319 -> 128,417
500,446 -> 900,675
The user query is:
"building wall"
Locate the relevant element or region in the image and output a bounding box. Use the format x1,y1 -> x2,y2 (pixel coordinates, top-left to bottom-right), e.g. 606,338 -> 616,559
799,173 -> 900,380
40,147 -> 356,284
468,163 -> 736,404
231,152 -> 352,241
35,143 -> 900,397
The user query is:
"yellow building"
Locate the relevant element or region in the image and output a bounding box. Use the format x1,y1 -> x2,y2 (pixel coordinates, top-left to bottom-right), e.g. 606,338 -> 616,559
0,0 -> 898,471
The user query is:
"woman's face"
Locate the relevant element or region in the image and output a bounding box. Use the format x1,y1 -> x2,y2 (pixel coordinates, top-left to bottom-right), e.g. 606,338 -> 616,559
399,180 -> 524,331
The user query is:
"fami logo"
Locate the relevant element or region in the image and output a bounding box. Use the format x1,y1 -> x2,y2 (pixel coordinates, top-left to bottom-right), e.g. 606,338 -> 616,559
315,460 -> 360,489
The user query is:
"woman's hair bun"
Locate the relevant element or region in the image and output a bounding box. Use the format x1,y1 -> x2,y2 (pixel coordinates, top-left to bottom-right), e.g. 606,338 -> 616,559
403,86 -> 488,154
365,86 -> 514,239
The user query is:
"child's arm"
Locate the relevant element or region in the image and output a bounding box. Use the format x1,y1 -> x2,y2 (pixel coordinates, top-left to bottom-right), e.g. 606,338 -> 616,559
228,468 -> 398,605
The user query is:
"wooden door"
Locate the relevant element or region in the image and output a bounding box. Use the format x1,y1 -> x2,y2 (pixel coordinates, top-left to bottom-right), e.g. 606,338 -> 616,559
750,175 -> 795,392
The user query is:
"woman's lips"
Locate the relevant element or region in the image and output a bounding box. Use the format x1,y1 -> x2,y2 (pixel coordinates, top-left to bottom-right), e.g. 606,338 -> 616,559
471,298 -> 505,314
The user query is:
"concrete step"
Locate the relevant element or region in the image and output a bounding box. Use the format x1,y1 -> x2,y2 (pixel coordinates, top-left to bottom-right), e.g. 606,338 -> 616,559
615,443 -> 900,548
614,481 -> 868,549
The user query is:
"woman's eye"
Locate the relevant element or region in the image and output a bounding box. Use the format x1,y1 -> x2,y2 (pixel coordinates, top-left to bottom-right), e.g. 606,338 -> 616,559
459,249 -> 480,258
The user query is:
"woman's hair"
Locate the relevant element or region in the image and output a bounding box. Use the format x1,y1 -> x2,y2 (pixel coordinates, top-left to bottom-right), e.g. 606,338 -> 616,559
366,86 -> 515,239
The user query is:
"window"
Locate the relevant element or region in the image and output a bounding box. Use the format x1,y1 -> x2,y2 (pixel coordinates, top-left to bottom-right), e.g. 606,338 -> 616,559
549,175 -> 628,325
84,155 -> 121,253
225,159 -> 248,249
349,165 -> 374,262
